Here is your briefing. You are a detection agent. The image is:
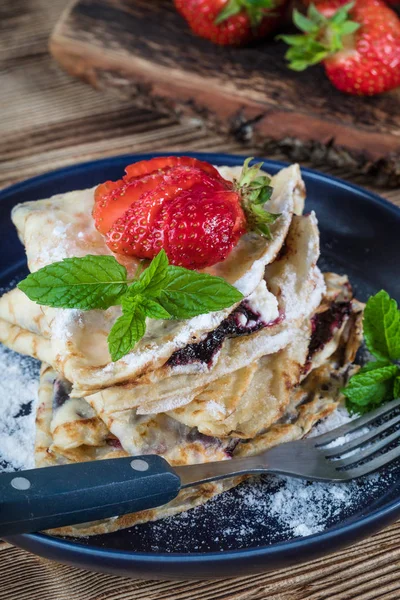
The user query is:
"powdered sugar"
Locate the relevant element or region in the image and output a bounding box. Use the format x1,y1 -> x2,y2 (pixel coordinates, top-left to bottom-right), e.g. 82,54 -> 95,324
119,405 -> 395,553
0,346 -> 39,472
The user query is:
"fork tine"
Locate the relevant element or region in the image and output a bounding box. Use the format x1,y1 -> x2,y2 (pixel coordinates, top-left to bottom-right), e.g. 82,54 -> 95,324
312,397 -> 400,447
323,413 -> 400,458
341,443 -> 400,480
332,427 -> 400,468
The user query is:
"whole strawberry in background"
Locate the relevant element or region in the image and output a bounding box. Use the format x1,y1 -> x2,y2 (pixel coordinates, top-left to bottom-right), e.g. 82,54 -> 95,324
280,0 -> 400,95
93,156 -> 278,270
174,0 -> 288,46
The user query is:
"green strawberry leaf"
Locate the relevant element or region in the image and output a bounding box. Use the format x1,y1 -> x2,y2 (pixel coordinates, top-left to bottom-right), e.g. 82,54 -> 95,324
159,266 -> 243,319
236,158 -> 280,239
108,302 -> 146,362
363,290 -> 400,361
18,255 -> 128,310
281,2 -> 359,71
342,361 -> 398,415
215,0 -> 274,27
292,9 -> 319,33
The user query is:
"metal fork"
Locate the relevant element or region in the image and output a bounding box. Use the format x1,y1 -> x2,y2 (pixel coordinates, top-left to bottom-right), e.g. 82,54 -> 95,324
2,398 -> 400,536
175,396 -> 400,485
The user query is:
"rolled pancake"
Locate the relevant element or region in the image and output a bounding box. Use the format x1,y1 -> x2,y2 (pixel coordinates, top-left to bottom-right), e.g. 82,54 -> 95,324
83,212 -> 324,413
90,278 -> 363,450
1,165 -> 304,392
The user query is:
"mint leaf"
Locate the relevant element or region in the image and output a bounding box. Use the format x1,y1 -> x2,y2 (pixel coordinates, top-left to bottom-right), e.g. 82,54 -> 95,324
363,290 -> 400,361
134,250 -> 169,297
108,303 -> 146,362
18,256 -> 128,310
141,298 -> 171,320
342,361 -> 398,415
158,266 -> 243,319
394,376 -> 400,399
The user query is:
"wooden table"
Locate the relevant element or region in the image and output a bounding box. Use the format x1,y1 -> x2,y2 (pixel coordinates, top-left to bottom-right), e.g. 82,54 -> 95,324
1,1 -> 400,598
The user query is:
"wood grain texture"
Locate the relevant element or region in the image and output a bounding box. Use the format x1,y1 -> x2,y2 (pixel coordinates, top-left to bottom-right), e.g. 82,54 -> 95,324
2,519 -> 400,599
1,1 -> 400,598
49,0 -> 400,186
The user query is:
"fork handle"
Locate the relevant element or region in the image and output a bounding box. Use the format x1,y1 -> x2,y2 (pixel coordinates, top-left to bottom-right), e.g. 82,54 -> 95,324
0,455 -> 180,536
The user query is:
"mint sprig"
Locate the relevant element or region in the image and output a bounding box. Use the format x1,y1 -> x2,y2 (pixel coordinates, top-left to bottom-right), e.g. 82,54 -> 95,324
342,290 -> 400,415
18,250 -> 244,361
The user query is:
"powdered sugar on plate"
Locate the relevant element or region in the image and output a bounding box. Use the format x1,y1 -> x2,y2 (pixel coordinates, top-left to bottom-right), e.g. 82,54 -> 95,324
106,405 -> 395,553
0,346 -> 39,472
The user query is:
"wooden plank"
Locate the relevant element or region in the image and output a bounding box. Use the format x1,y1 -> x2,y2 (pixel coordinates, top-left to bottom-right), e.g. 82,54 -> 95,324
2,521 -> 400,598
49,0 -> 400,186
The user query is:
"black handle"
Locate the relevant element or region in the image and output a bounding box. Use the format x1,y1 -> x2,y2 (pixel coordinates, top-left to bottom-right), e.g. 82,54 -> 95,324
0,455 -> 181,536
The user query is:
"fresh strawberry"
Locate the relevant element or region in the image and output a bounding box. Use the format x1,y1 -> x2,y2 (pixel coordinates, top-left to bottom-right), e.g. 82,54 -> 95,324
124,156 -> 223,180
94,172 -> 165,236
163,188 -> 246,269
106,169 -> 229,260
174,0 -> 287,46
281,0 -> 400,95
97,156 -> 279,269
93,156 -> 226,235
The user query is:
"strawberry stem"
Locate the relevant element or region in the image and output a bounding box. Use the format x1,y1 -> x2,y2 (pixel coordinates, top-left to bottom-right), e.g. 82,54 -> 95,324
236,158 -> 280,239
278,2 -> 360,71
215,0 -> 275,28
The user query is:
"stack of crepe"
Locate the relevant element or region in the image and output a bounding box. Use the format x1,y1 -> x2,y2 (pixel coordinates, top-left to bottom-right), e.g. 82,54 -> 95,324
0,163 -> 363,536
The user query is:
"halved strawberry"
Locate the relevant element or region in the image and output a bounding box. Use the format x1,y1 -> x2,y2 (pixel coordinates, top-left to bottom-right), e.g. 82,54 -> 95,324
124,156 -> 224,181
93,172 -> 165,235
163,187 -> 247,269
97,156 -> 278,270
105,168 -> 229,259
93,156 -> 227,236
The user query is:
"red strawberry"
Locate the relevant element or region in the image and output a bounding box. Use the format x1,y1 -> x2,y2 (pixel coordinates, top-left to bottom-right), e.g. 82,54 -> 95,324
93,156 -> 226,236
124,156 -> 223,180
174,0 -> 288,46
281,0 -> 400,95
94,172 -> 165,236
96,156 -> 278,270
163,188 -> 246,269
106,169 -> 229,260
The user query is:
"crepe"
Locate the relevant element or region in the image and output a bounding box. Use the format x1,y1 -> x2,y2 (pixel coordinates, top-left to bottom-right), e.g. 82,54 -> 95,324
86,274 -> 362,452
0,165 -> 305,393
36,334 -> 358,538
82,212 -> 324,416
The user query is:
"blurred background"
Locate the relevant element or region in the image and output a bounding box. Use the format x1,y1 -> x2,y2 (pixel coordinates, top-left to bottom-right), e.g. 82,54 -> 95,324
1,0 -> 399,193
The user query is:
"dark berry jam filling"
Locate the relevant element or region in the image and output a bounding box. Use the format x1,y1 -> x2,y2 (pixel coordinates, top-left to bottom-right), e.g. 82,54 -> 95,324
52,377 -> 73,411
107,437 -> 123,450
308,301 -> 352,360
167,301 -> 268,368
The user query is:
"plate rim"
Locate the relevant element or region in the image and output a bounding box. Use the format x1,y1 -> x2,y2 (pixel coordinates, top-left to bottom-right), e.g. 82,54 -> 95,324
2,151 -> 400,571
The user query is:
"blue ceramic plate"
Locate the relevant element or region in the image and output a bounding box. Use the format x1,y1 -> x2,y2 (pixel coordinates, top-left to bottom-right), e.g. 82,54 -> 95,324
2,153 -> 400,580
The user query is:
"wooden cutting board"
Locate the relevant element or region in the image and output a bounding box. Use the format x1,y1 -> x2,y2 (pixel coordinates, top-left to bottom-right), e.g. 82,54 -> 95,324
50,0 -> 400,184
